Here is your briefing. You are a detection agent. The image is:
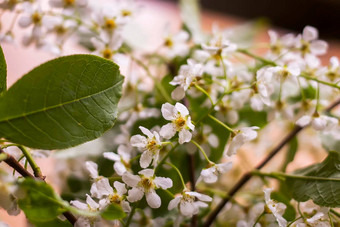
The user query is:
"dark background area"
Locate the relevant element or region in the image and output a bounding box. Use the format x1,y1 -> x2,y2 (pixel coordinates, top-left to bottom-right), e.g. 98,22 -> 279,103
167,0 -> 340,39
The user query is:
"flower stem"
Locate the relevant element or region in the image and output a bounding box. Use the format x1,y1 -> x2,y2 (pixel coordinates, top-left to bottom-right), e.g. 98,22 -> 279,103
208,114 -> 235,133
253,211 -> 265,227
125,201 -> 140,227
300,73 -> 340,90
237,49 -> 276,66
165,162 -> 187,190
17,145 -> 44,180
190,140 -> 212,164
195,84 -> 214,105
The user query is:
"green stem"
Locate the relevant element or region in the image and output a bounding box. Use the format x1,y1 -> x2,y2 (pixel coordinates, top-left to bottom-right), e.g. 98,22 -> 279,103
220,55 -> 228,80
155,143 -> 179,173
300,74 -> 340,90
165,162 -> 187,189
17,145 -> 43,179
125,201 -> 139,227
190,140 -> 212,164
237,49 -> 276,66
329,212 -> 335,227
330,209 -> 340,219
195,84 -> 214,105
253,211 -> 265,227
287,217 -> 302,227
252,170 -> 340,182
208,114 -> 235,133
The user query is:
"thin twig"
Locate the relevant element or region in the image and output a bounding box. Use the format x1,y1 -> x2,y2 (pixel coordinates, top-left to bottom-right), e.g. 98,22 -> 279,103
0,147 -> 77,225
203,98 -> 340,227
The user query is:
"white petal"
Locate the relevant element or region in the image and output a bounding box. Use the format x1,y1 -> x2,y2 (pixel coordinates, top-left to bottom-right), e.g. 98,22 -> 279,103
186,116 -> 195,130
175,102 -> 189,116
122,172 -> 141,187
216,162 -> 232,173
161,103 -> 176,120
96,178 -> 113,197
287,63 -> 301,76
114,181 -> 127,196
296,115 -> 312,127
138,169 -> 154,177
311,117 -> 327,131
310,40 -> 328,55
168,196 -> 181,210
114,162 -> 127,176
130,135 -> 147,148
140,151 -> 153,168
18,16 -> 32,28
121,200 -> 131,213
85,161 -> 98,179
180,201 -> 196,216
103,152 -> 120,161
127,187 -> 144,202
208,134 -> 219,148
86,194 -> 99,210
160,123 -> 177,139
302,26 -> 318,41
139,126 -> 154,138
226,134 -> 244,156
70,200 -> 87,210
154,177 -> 173,189
171,87 -> 186,101
178,129 -> 192,144
146,191 -> 161,208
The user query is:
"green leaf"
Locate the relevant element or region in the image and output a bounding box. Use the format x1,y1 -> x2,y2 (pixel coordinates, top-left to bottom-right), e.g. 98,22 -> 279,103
238,106 -> 267,128
0,45 -> 6,93
18,178 -> 67,222
101,203 -> 126,220
0,55 -> 123,149
30,218 -> 73,227
285,152 -> 340,207
281,137 -> 298,171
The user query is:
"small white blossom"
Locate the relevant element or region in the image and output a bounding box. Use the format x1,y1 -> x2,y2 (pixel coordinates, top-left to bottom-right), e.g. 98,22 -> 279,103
296,113 -> 338,131
168,191 -> 212,217
160,102 -> 195,144
70,194 -> 100,227
226,126 -> 259,156
130,126 -> 162,168
170,59 -> 203,100
103,146 -> 131,176
263,188 -> 287,227
122,169 -> 172,208
268,30 -> 295,56
199,162 -> 232,184
162,30 -> 190,59
92,179 -> 131,212
295,26 -> 328,56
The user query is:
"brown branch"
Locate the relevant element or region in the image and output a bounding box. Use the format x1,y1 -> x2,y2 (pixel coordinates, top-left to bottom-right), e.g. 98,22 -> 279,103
0,148 -> 77,226
203,98 -> 340,227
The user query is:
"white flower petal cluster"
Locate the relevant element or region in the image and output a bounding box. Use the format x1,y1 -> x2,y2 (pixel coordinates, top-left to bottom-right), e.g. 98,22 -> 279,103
122,169 -> 172,208
199,162 -> 232,184
130,126 -> 162,168
71,194 -> 100,227
295,26 -> 328,57
162,30 -> 190,59
226,126 -> 259,156
168,191 -> 212,217
170,59 -> 203,100
103,147 -> 131,176
160,102 -> 195,144
296,113 -> 338,131
263,188 -> 287,227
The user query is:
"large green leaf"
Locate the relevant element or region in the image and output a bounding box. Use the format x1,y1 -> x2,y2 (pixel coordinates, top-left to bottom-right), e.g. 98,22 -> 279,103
18,178 -> 67,222
0,45 -> 6,93
285,152 -> 340,207
0,55 -> 123,149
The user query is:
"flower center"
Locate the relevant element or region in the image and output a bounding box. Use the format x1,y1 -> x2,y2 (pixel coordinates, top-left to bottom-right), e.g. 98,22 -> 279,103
300,40 -> 310,55
164,38 -> 173,47
121,10 -> 132,17
102,48 -> 113,59
64,0 -> 75,6
147,140 -> 158,153
140,177 -> 154,191
182,193 -> 195,203
109,194 -> 121,204
31,12 -> 42,24
55,25 -> 67,35
104,19 -> 117,30
174,117 -> 186,130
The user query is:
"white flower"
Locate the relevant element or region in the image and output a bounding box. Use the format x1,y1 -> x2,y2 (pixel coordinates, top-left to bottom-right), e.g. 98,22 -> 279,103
160,102 -> 195,144
263,188 -> 287,227
130,126 -> 162,168
295,26 -> 328,56
170,59 -> 203,100
269,63 -> 301,79
93,179 -> 131,212
70,194 -> 100,227
162,30 -> 190,59
168,191 -> 212,217
226,126 -> 259,156
296,113 -> 338,131
103,146 -> 131,176
256,67 -> 275,106
91,32 -> 123,61
268,30 -> 295,56
85,161 -> 105,198
201,27 -> 237,56
0,173 -> 19,215
199,162 -> 232,184
49,0 -> 88,8
122,169 -> 172,208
